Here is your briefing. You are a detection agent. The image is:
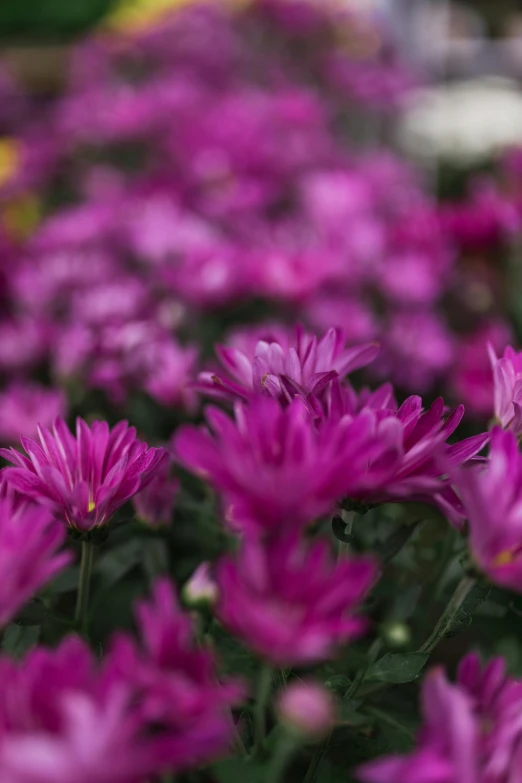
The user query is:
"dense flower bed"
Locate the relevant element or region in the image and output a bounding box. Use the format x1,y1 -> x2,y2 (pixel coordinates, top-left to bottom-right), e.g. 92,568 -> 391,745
0,1 -> 522,781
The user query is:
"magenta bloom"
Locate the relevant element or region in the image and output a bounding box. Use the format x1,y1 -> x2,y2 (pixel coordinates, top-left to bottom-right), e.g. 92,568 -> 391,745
173,396 -> 389,534
0,580 -> 243,781
454,427 -> 522,592
315,383 -> 488,523
359,652 -> 522,783
0,636 -> 164,783
132,457 -> 179,527
198,325 -> 379,405
0,497 -> 71,627
216,533 -> 376,666
1,418 -> 166,531
0,382 -> 66,443
110,578 -> 244,772
489,344 -> 522,436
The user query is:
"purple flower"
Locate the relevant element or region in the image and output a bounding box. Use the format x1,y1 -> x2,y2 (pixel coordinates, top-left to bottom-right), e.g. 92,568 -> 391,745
451,322 -> 511,418
453,427 -> 522,592
1,418 -> 167,531
489,344 -> 522,436
317,383 -> 488,523
132,456 -> 179,527
173,395 -> 388,535
0,497 -> 71,627
110,578 -> 244,772
0,382 -> 66,443
0,636 -> 163,783
0,579 -> 244,781
198,325 -> 379,405
358,653 -> 522,783
216,533 -> 376,666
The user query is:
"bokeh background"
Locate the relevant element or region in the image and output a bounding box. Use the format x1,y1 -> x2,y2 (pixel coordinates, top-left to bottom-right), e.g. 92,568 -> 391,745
2,0 -> 522,683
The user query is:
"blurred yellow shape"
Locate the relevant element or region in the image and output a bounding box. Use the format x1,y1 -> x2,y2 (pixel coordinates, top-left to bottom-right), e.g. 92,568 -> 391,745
0,138 -> 21,188
2,193 -> 41,242
104,0 -> 251,34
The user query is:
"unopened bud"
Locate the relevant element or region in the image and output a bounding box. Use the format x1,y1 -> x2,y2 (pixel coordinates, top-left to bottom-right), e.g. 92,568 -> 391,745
183,563 -> 218,607
277,681 -> 336,740
381,621 -> 412,648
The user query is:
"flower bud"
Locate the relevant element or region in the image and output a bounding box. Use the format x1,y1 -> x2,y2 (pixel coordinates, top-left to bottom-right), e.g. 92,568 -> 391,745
277,681 -> 336,740
381,621 -> 412,648
183,563 -> 218,607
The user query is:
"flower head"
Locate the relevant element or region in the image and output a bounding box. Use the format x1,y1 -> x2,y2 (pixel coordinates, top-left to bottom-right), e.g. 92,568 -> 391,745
316,382 -> 488,523
0,496 -> 71,628
358,652 -> 522,783
173,395 -> 388,534
198,325 -> 379,405
1,417 -> 166,531
453,427 -> 522,592
110,578 -> 244,772
277,680 -> 336,739
132,456 -> 178,528
0,382 -> 66,443
489,344 -> 522,436
216,533 -> 376,666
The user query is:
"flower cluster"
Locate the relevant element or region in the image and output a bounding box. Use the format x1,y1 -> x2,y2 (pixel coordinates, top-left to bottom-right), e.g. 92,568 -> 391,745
0,579 -> 242,783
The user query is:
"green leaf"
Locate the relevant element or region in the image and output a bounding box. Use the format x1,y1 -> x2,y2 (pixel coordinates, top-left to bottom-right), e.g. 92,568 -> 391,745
212,758 -> 265,783
15,599 -> 53,626
2,625 -> 40,657
95,538 -> 144,590
338,704 -> 369,727
444,582 -> 491,639
367,652 -> 429,684
45,565 -> 80,594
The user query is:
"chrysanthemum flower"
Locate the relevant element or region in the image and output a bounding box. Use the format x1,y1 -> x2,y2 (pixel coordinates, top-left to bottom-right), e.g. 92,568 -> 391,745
359,652 -> 522,783
216,533 -> 376,666
489,343 -> 522,436
1,417 -> 167,532
454,427 -> 522,592
198,325 -> 379,405
0,496 -> 71,627
173,395 -> 388,534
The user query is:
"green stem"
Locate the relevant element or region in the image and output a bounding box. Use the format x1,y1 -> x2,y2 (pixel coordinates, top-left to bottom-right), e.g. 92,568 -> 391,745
75,541 -> 94,634
253,666 -> 272,756
418,575 -> 476,654
267,733 -> 297,783
337,510 -> 354,559
303,639 -> 381,783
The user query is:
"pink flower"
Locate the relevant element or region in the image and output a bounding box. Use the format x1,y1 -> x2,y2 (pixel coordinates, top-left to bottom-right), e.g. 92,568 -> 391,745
0,497 -> 71,627
110,578 -> 244,772
359,653 -> 522,783
198,325 -> 379,405
140,339 -> 198,411
1,418 -> 167,532
173,395 -> 388,534
0,636 -> 164,783
316,383 -> 488,522
216,533 -> 376,666
454,427 -> 522,592
0,383 -> 66,443
0,579 -> 244,781
489,344 -> 522,436
451,322 -> 511,418
277,680 -> 336,739
132,457 -> 179,527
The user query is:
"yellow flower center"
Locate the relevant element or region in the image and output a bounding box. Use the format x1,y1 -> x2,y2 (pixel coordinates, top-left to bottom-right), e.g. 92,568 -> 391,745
88,501 -> 96,513
491,549 -> 517,567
